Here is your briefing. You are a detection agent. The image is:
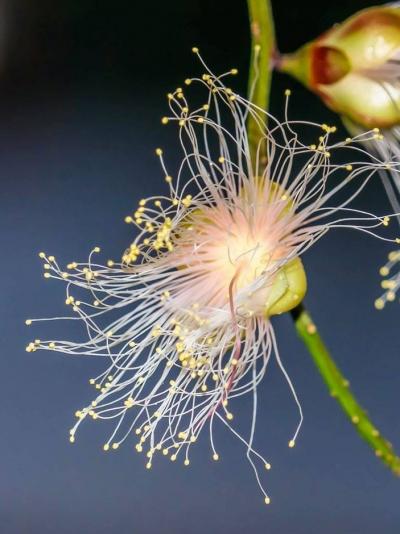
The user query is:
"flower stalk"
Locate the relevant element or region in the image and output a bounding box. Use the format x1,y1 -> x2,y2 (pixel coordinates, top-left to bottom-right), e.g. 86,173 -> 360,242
247,0 -> 275,165
293,305 -> 400,475
246,0 -> 400,475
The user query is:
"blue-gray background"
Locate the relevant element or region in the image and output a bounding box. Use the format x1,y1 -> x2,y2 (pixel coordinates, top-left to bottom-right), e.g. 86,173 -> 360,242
1,1 -> 399,532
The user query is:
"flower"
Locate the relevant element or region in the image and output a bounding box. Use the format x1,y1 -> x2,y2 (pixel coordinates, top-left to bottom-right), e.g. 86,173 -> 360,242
277,4 -> 400,307
27,51 -> 400,504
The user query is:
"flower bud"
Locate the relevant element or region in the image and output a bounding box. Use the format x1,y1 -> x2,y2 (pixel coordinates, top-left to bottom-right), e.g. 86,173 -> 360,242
278,5 -> 400,129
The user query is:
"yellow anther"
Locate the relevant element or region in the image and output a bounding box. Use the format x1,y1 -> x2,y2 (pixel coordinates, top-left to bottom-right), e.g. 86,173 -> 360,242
155,148 -> 163,156
284,89 -> 291,96
182,195 -> 192,208
212,453 -> 219,461
124,398 -> 134,408
288,440 -> 295,448
161,117 -> 169,125
103,444 -> 110,451
387,291 -> 396,302
380,266 -> 389,276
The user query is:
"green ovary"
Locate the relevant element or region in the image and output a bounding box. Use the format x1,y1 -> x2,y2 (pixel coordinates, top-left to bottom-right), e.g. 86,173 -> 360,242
265,257 -> 307,317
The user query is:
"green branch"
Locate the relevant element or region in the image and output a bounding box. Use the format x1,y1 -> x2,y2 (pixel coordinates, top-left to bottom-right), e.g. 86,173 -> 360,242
292,305 -> 400,475
247,0 -> 275,165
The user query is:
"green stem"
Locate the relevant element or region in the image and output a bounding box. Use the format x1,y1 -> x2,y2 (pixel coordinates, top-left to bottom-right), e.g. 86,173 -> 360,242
247,0 -> 275,165
292,304 -> 400,475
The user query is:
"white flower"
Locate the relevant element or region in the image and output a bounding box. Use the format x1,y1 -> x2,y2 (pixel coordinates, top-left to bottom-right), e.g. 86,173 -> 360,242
27,52 -> 400,504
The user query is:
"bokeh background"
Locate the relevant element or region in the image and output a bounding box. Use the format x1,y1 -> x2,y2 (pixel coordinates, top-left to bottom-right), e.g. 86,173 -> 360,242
1,1 -> 400,532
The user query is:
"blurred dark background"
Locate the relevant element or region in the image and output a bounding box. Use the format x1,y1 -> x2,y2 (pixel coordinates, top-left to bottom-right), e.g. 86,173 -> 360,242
1,1 -> 400,533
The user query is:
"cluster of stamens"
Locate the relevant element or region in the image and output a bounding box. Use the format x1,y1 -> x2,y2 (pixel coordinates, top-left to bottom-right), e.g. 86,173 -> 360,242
375,249 -> 400,309
26,48 -> 400,505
